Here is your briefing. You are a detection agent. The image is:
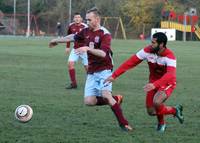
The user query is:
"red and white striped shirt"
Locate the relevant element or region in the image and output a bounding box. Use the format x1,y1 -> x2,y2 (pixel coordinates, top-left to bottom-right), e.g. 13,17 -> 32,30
112,45 -> 176,88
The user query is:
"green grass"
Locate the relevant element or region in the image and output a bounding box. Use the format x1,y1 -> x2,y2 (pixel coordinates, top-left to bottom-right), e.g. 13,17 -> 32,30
0,36 -> 199,143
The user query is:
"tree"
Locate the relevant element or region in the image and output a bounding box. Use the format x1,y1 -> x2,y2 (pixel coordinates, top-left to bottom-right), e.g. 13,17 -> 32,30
1,0 -> 199,37
121,0 -> 163,37
0,0 -> 13,13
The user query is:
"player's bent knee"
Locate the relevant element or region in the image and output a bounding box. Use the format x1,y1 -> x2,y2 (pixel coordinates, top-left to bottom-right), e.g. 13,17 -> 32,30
153,91 -> 167,107
84,97 -> 96,106
153,101 -> 161,107
147,111 -> 155,116
68,61 -> 75,69
147,108 -> 156,116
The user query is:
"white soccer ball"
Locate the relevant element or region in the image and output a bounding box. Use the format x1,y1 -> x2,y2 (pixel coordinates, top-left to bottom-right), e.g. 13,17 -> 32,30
15,105 -> 33,123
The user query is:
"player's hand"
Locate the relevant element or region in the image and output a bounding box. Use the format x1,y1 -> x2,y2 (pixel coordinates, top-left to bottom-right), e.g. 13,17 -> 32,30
143,83 -> 155,92
104,76 -> 115,84
65,48 -> 70,55
49,39 -> 58,48
75,46 -> 89,54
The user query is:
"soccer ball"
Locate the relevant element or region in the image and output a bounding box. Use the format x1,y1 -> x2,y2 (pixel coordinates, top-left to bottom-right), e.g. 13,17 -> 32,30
15,105 -> 33,123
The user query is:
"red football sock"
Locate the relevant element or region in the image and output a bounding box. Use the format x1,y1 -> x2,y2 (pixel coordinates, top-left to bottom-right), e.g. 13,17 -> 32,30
111,103 -> 128,126
66,42 -> 70,48
69,69 -> 77,85
157,114 -> 165,125
96,96 -> 122,105
96,97 -> 108,105
96,96 -> 119,106
112,96 -> 119,103
156,104 -> 176,116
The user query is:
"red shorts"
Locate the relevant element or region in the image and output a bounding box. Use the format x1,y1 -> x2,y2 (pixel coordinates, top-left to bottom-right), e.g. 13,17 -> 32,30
146,84 -> 176,108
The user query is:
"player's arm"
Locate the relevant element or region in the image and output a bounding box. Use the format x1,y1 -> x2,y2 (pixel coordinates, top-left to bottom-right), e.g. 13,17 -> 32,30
75,46 -> 106,57
112,55 -> 142,79
88,48 -> 106,57
153,66 -> 176,88
104,48 -> 145,83
87,34 -> 112,57
153,54 -> 176,88
112,47 -> 148,80
104,55 -> 142,83
75,34 -> 110,57
66,26 -> 71,49
144,54 -> 176,92
49,34 -> 75,48
105,55 -> 142,83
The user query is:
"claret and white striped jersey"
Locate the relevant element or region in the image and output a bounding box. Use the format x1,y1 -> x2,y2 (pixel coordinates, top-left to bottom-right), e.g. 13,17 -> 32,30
112,45 -> 176,88
74,26 -> 113,74
66,22 -> 87,49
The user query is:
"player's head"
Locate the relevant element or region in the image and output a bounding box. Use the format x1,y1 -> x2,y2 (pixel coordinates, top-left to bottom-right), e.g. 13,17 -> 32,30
86,7 -> 101,30
151,32 -> 168,53
73,12 -> 82,24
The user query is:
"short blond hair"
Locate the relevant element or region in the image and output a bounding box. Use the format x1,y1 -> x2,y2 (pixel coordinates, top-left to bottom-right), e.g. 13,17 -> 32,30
87,7 -> 101,17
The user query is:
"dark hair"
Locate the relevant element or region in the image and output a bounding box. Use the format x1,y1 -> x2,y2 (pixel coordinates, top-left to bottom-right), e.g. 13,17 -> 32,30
153,32 -> 168,47
87,7 -> 101,17
74,12 -> 81,16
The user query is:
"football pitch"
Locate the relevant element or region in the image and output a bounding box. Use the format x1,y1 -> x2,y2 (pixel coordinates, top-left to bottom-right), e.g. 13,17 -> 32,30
0,36 -> 199,143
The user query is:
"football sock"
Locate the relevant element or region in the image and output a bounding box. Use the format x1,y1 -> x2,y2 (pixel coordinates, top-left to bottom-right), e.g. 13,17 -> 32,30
96,96 -> 120,105
96,97 -> 108,105
66,42 -> 70,48
69,69 -> 77,86
112,96 -> 120,103
156,104 -> 176,116
157,114 -> 165,125
111,103 -> 128,126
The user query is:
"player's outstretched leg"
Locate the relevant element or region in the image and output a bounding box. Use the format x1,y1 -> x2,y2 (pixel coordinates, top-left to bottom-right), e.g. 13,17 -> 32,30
175,104 -> 184,124
102,91 -> 133,132
111,103 -> 133,132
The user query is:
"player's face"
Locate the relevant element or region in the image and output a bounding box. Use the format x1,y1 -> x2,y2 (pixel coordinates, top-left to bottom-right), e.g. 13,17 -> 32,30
73,15 -> 82,24
86,12 -> 100,30
151,38 -> 160,53
151,38 -> 158,48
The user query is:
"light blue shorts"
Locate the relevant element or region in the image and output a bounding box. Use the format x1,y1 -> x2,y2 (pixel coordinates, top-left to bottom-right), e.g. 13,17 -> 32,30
84,70 -> 112,97
68,48 -> 88,66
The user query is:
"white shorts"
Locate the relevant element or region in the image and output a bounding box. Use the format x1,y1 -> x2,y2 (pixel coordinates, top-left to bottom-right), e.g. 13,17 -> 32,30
68,48 -> 88,66
84,70 -> 112,97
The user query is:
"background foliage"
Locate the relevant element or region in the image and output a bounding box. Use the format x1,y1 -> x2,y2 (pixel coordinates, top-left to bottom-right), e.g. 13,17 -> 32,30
0,0 -> 200,38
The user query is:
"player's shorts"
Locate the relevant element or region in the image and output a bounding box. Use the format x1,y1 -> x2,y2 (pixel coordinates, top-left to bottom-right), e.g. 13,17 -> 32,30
84,70 -> 112,97
146,83 -> 176,108
68,48 -> 88,66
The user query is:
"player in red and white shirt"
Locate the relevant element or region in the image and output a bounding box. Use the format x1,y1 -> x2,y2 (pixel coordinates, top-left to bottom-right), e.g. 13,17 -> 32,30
65,13 -> 88,89
49,7 -> 132,132
105,32 -> 184,132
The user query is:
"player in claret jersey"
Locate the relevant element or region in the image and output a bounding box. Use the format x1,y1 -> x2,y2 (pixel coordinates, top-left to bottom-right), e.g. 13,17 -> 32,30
65,13 -> 88,89
49,7 -> 133,132
105,32 -> 184,133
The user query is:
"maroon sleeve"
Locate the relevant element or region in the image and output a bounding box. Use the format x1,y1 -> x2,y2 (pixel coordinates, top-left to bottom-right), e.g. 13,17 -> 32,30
66,26 -> 72,48
74,29 -> 85,41
100,34 -> 111,52
67,25 -> 72,35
